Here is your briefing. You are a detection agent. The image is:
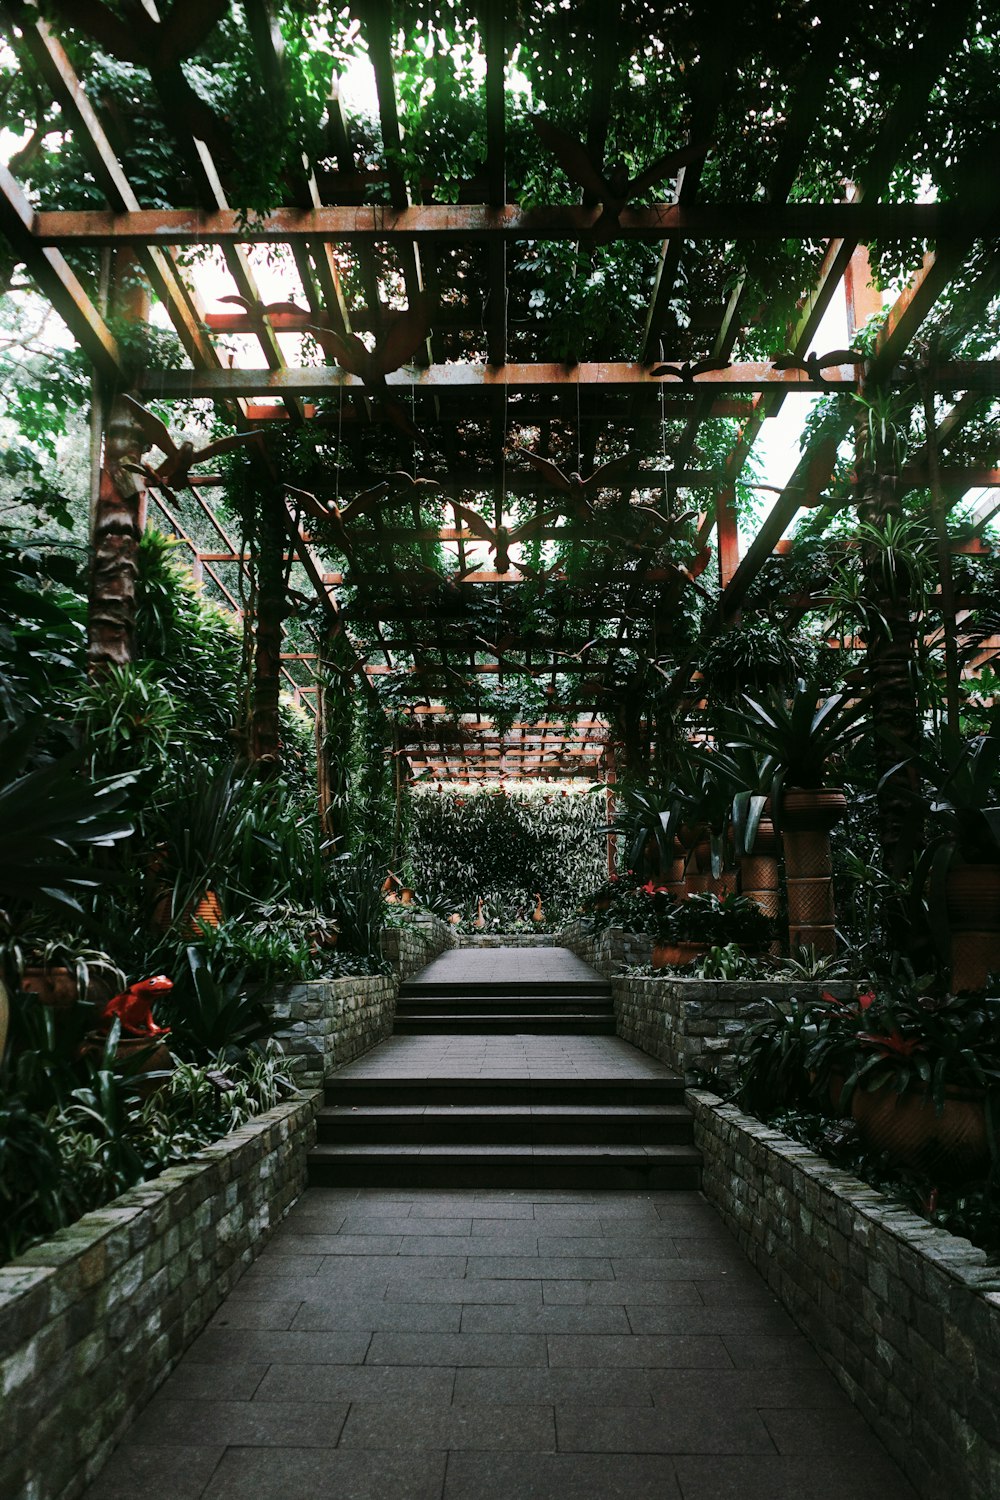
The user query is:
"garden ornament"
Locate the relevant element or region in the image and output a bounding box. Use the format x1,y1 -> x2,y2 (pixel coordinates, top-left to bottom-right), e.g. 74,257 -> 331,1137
450,503 -> 564,573
101,975 -> 173,1037
120,396 -> 261,488
770,348 -> 867,384
308,296 -> 433,436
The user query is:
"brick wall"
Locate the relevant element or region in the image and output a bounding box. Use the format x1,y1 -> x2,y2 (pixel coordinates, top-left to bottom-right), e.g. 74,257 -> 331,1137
613,977 -> 855,1082
271,975 -> 398,1088
690,1090 -> 1000,1500
0,1092 -> 321,1500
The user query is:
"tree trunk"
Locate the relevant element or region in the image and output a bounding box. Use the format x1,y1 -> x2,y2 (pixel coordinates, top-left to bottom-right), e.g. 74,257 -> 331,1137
317,627 -> 354,843
857,404 -> 921,884
249,492 -> 285,774
87,395 -> 147,673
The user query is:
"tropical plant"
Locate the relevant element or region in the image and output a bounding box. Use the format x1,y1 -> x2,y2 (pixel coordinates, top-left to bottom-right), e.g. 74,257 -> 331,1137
604,781 -> 682,880
0,720 -> 135,920
157,947 -> 277,1063
733,994 -> 829,1116
689,944 -> 765,980
659,892 -> 774,949
717,678 -> 870,806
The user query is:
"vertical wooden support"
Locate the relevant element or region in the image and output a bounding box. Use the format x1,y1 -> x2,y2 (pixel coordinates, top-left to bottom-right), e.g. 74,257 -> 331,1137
716,482 -> 740,589
249,490 -> 286,773
88,396 -> 147,673
844,244 -> 884,339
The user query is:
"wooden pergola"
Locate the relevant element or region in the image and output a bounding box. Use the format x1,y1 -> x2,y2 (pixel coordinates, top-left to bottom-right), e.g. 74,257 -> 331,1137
2,1 -> 998,783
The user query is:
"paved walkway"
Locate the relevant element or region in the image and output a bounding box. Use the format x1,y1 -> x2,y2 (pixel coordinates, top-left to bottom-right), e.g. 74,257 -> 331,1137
412,945 -> 603,985
87,1188 -> 917,1500
84,948 -> 917,1498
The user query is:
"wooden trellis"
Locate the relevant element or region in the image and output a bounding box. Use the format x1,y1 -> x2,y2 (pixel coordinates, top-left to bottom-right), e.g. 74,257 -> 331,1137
2,2 -> 998,781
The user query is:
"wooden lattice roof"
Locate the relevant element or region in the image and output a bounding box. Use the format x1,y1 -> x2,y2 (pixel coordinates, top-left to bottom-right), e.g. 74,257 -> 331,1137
2,1 -> 999,780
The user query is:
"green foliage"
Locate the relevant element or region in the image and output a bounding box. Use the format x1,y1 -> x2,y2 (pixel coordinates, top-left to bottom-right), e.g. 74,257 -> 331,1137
407,783 -> 606,927
157,947 -> 278,1063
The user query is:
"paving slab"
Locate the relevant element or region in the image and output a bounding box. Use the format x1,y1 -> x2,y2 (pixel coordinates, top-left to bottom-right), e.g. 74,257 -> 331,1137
87,1184 -> 917,1500
83,949 -> 915,1499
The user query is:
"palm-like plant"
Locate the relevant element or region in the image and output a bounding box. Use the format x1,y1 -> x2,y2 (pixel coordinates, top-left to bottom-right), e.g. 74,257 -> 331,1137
716,678 -> 870,808
0,721 -> 135,919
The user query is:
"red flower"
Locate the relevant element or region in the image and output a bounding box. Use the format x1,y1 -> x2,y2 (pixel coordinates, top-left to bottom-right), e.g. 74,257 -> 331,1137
858,990 -> 876,1010
857,1028 -> 925,1058
641,880 -> 656,894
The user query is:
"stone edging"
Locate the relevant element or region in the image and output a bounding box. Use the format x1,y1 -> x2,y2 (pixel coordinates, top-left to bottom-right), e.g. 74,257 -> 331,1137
689,1089 -> 1000,1500
0,1090 -> 322,1500
614,976 -> 854,1081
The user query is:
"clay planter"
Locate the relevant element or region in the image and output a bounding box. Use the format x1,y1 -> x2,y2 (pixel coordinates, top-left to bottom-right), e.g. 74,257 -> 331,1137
82,1033 -> 175,1099
20,965 -> 79,1009
945,864 -> 1000,993
152,889 -> 223,937
685,837 -> 713,895
663,852 -> 687,901
652,940 -> 706,969
781,788 -> 847,955
851,1083 -> 989,1182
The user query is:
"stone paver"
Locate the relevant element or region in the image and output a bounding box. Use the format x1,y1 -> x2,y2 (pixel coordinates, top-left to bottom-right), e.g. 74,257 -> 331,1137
82,946 -> 917,1499
331,1032 -> 676,1079
412,946 -> 603,986
86,1185 -> 918,1500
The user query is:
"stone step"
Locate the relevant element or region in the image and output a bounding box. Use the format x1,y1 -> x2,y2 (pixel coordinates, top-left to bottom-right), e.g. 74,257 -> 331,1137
306,1141 -> 703,1190
393,1014 -> 617,1034
396,996 -> 613,1013
315,1102 -> 694,1146
398,981 -> 612,999
323,1077 -> 687,1108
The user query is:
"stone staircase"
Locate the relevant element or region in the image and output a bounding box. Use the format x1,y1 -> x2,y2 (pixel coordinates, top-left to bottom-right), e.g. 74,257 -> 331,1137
393,974 -> 617,1034
307,948 -> 700,1190
308,1071 -> 701,1189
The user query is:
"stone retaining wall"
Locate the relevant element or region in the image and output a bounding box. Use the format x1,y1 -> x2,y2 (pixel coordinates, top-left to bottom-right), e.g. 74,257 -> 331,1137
557,919 -> 652,974
0,1092 -> 321,1500
380,914 -> 455,978
613,977 -> 854,1082
690,1091 -> 1000,1500
271,974 -> 398,1088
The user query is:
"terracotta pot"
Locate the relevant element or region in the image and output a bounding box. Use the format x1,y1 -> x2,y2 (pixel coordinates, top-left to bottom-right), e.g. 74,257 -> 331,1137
750,815 -> 779,855
780,787 -> 847,833
652,940 -> 705,969
944,864 -> 1000,992
740,853 -> 781,923
780,790 -> 845,956
20,965 -> 79,1009
685,838 -> 713,895
152,889 -> 223,936
944,864 -> 1000,930
851,1083 -> 989,1181
83,1033 -> 174,1099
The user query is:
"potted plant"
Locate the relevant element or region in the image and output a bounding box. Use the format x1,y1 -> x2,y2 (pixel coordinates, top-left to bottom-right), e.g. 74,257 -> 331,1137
920,730 -> 1000,993
12,930 -> 125,1011
718,680 -> 870,953
652,891 -> 774,969
808,985 -> 1000,1181
148,762 -> 254,934
603,782 -> 684,889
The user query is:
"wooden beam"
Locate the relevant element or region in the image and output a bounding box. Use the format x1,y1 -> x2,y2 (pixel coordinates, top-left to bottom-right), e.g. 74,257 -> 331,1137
0,164 -> 121,380
133,358 -> 1000,400
28,201 -> 1000,246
